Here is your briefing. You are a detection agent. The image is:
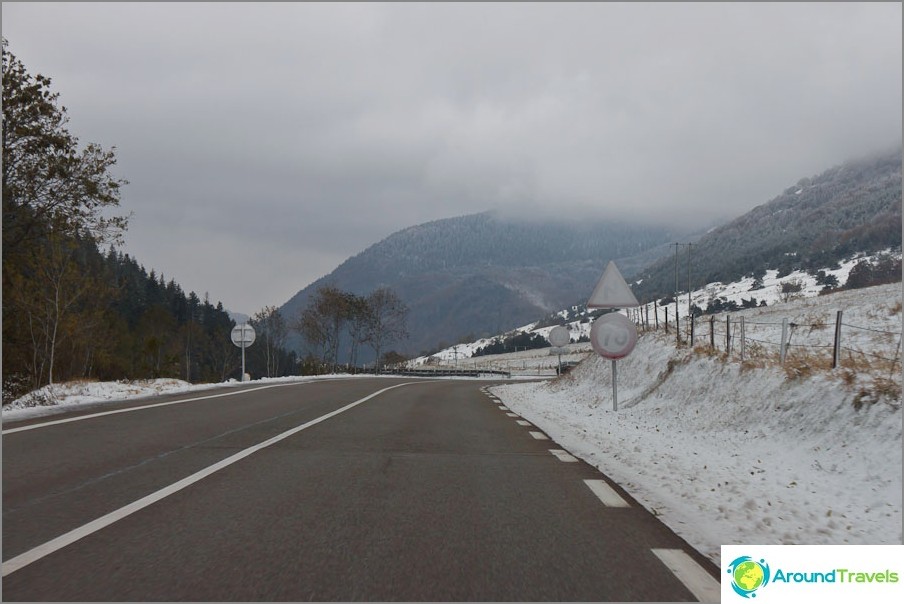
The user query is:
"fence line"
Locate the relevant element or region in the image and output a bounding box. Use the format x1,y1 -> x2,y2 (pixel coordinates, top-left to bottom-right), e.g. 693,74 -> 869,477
631,301 -> 902,372
840,322 -> 900,336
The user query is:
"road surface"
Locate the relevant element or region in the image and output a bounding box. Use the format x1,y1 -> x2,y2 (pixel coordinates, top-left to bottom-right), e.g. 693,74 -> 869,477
2,377 -> 719,601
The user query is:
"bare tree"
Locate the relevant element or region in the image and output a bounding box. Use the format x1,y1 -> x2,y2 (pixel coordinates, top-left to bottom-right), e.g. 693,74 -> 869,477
364,287 -> 409,372
293,285 -> 349,371
251,305 -> 288,378
345,292 -> 370,370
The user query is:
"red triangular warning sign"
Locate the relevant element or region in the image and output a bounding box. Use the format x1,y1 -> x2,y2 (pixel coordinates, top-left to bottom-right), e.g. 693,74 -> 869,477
587,261 -> 640,308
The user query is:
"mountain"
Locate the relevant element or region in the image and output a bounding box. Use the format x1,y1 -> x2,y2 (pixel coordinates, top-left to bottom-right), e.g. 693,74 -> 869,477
281,147 -> 900,361
632,147 -> 902,302
279,212 -> 681,357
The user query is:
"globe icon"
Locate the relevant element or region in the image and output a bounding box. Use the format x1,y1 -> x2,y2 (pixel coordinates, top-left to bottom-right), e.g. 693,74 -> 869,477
733,560 -> 765,592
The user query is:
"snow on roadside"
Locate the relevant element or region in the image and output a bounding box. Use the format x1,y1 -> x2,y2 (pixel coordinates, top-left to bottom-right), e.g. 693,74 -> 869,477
491,327 -> 902,568
0,374 -> 365,423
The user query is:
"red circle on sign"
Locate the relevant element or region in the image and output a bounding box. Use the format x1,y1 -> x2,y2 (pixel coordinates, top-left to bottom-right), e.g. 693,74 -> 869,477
590,313 -> 638,359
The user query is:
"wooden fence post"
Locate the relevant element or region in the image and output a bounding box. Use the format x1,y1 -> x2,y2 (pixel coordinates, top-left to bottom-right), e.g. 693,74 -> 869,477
780,318 -> 789,364
665,307 -> 669,333
710,315 -> 715,349
740,316 -> 746,362
726,316 -> 731,355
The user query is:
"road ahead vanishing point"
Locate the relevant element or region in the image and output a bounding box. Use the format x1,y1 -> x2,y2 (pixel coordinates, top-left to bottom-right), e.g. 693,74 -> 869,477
2,378 -> 719,601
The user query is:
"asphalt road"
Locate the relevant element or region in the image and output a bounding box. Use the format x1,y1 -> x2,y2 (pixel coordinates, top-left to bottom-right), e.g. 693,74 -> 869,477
2,377 -> 719,601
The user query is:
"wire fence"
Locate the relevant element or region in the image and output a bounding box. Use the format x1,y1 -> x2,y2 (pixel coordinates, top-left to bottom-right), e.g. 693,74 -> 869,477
628,304 -> 903,376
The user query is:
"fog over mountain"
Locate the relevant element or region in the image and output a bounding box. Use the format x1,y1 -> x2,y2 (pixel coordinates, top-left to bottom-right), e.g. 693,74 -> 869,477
281,146 -> 901,361
280,213 -> 685,357
632,146 -> 902,302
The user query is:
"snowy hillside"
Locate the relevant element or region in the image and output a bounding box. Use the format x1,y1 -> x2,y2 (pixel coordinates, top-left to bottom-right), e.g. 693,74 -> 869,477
414,249 -> 900,367
487,280 -> 901,567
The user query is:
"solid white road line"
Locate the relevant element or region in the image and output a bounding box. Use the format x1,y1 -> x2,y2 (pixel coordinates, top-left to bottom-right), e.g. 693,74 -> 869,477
528,431 -> 548,440
583,479 -> 629,507
1,382 -> 417,577
516,420 -> 532,427
651,548 -> 720,603
549,449 -> 578,463
1,383 -> 306,435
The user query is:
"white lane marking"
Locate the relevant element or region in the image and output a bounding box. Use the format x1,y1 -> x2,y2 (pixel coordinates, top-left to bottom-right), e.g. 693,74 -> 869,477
1,382 -> 418,577
2,383 -> 305,435
651,548 -> 720,603
529,431 -> 548,440
516,420 -> 532,427
549,449 -> 578,462
506,412 -> 519,418
583,479 -> 629,507
497,405 -> 509,411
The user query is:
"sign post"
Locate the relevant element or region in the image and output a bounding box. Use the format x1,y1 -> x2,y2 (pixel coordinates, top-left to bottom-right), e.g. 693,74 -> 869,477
587,261 -> 640,411
230,323 -> 256,381
548,325 -> 571,375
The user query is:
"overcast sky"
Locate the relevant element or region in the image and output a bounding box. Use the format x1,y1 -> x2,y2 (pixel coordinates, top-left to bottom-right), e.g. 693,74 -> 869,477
2,2 -> 901,315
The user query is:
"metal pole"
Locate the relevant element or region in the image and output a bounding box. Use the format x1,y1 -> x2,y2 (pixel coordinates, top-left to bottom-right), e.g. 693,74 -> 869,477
740,316 -> 746,362
611,359 -> 618,411
241,323 -> 247,381
832,310 -> 843,369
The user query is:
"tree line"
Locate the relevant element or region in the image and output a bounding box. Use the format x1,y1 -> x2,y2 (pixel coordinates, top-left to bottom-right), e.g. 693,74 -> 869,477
1,41 -> 409,403
2,40 -> 246,402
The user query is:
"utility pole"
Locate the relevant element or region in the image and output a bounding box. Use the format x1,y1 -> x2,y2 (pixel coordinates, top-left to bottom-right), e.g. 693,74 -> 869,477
687,242 -> 693,344
673,242 -> 695,346
673,243 -> 680,346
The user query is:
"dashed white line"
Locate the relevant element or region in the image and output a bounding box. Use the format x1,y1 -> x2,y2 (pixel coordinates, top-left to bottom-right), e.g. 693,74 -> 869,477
651,548 -> 720,603
549,449 -> 578,462
529,431 -> 549,440
583,479 -> 629,507
516,420 -> 532,427
497,405 -> 509,411
1,382 -> 418,578
506,412 -> 519,418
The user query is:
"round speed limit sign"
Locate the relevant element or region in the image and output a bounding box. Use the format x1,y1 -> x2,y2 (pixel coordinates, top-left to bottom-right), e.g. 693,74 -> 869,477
590,313 -> 638,360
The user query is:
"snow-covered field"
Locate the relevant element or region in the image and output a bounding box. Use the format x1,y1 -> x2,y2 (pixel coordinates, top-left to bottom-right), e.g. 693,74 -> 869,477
490,282 -> 903,567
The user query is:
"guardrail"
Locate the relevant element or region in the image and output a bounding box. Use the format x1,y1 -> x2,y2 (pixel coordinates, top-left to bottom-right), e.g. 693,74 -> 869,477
382,368 -> 512,379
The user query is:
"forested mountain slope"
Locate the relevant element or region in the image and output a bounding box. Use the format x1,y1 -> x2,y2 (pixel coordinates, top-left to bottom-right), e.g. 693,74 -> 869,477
633,147 -> 902,301
280,213 -> 678,356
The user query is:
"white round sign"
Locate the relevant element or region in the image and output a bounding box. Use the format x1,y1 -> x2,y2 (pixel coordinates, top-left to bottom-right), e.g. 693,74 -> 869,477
231,323 -> 256,347
548,325 -> 571,348
589,313 -> 637,360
